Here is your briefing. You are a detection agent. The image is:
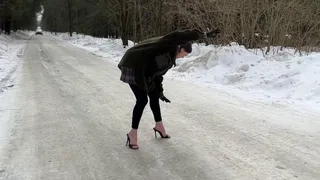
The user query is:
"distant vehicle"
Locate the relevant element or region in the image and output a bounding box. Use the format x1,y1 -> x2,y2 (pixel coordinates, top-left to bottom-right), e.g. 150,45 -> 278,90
35,31 -> 43,35
35,27 -> 43,35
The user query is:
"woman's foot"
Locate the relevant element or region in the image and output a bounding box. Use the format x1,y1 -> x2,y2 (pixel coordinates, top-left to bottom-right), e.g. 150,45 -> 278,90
153,121 -> 170,138
126,129 -> 139,149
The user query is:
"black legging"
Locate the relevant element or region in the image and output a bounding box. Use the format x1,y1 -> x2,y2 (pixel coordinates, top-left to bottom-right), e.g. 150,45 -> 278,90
129,84 -> 162,129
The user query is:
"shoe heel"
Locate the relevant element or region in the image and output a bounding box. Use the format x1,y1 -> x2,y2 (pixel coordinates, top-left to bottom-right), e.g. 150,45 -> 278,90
153,128 -> 170,139
125,134 -> 139,149
125,135 -> 129,146
153,128 -> 157,138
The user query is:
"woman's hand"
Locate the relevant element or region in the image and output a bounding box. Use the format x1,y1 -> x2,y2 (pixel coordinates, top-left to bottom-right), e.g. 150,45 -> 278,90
159,92 -> 171,103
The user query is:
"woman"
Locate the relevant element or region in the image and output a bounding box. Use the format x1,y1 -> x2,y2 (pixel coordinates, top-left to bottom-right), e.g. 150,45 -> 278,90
118,28 -> 220,149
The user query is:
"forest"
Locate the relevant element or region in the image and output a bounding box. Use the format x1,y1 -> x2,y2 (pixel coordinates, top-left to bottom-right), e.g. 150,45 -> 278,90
1,0 -> 320,52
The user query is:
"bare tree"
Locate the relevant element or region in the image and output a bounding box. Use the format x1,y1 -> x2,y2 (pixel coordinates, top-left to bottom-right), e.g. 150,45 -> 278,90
39,0 -> 320,53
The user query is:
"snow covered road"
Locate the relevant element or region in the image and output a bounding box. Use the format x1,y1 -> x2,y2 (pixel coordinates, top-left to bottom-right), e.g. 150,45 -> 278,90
1,35 -> 319,180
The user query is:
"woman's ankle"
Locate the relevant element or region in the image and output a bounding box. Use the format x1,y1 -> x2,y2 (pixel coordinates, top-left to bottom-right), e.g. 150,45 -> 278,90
154,121 -> 166,131
155,121 -> 163,126
129,129 -> 138,136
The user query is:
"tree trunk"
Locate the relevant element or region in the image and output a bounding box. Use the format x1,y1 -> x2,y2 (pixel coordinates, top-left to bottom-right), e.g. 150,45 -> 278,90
67,0 -> 73,36
4,17 -> 11,35
121,33 -> 128,47
119,0 -> 129,47
133,0 -> 137,44
138,0 -> 143,41
157,0 -> 163,36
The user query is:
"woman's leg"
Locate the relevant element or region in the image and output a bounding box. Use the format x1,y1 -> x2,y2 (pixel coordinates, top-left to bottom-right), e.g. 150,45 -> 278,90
148,89 -> 169,137
127,84 -> 148,148
129,84 -> 148,129
148,89 -> 162,122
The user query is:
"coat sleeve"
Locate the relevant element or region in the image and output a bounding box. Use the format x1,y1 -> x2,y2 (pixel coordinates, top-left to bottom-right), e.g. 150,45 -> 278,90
160,29 -> 205,45
154,75 -> 164,95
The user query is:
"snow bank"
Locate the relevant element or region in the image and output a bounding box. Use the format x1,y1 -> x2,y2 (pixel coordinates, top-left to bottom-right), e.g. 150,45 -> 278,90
168,43 -> 320,108
0,31 -> 28,91
51,32 -> 320,110
0,31 -> 29,153
50,32 -> 134,63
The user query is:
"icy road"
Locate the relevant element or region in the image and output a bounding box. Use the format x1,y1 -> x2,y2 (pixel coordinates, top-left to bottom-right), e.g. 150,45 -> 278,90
0,35 -> 319,180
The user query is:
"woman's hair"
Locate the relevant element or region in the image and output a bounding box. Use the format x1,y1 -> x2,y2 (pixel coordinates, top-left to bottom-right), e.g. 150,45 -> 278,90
179,42 -> 192,53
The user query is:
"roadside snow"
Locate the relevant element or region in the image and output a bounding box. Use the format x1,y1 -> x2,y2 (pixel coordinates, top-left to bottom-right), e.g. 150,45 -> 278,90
0,31 -> 28,157
169,43 -> 320,109
51,32 -> 133,63
50,32 -> 320,111
0,32 -> 27,90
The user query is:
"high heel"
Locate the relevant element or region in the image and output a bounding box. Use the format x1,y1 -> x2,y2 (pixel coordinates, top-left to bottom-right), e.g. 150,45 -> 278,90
153,128 -> 170,139
126,134 -> 139,149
